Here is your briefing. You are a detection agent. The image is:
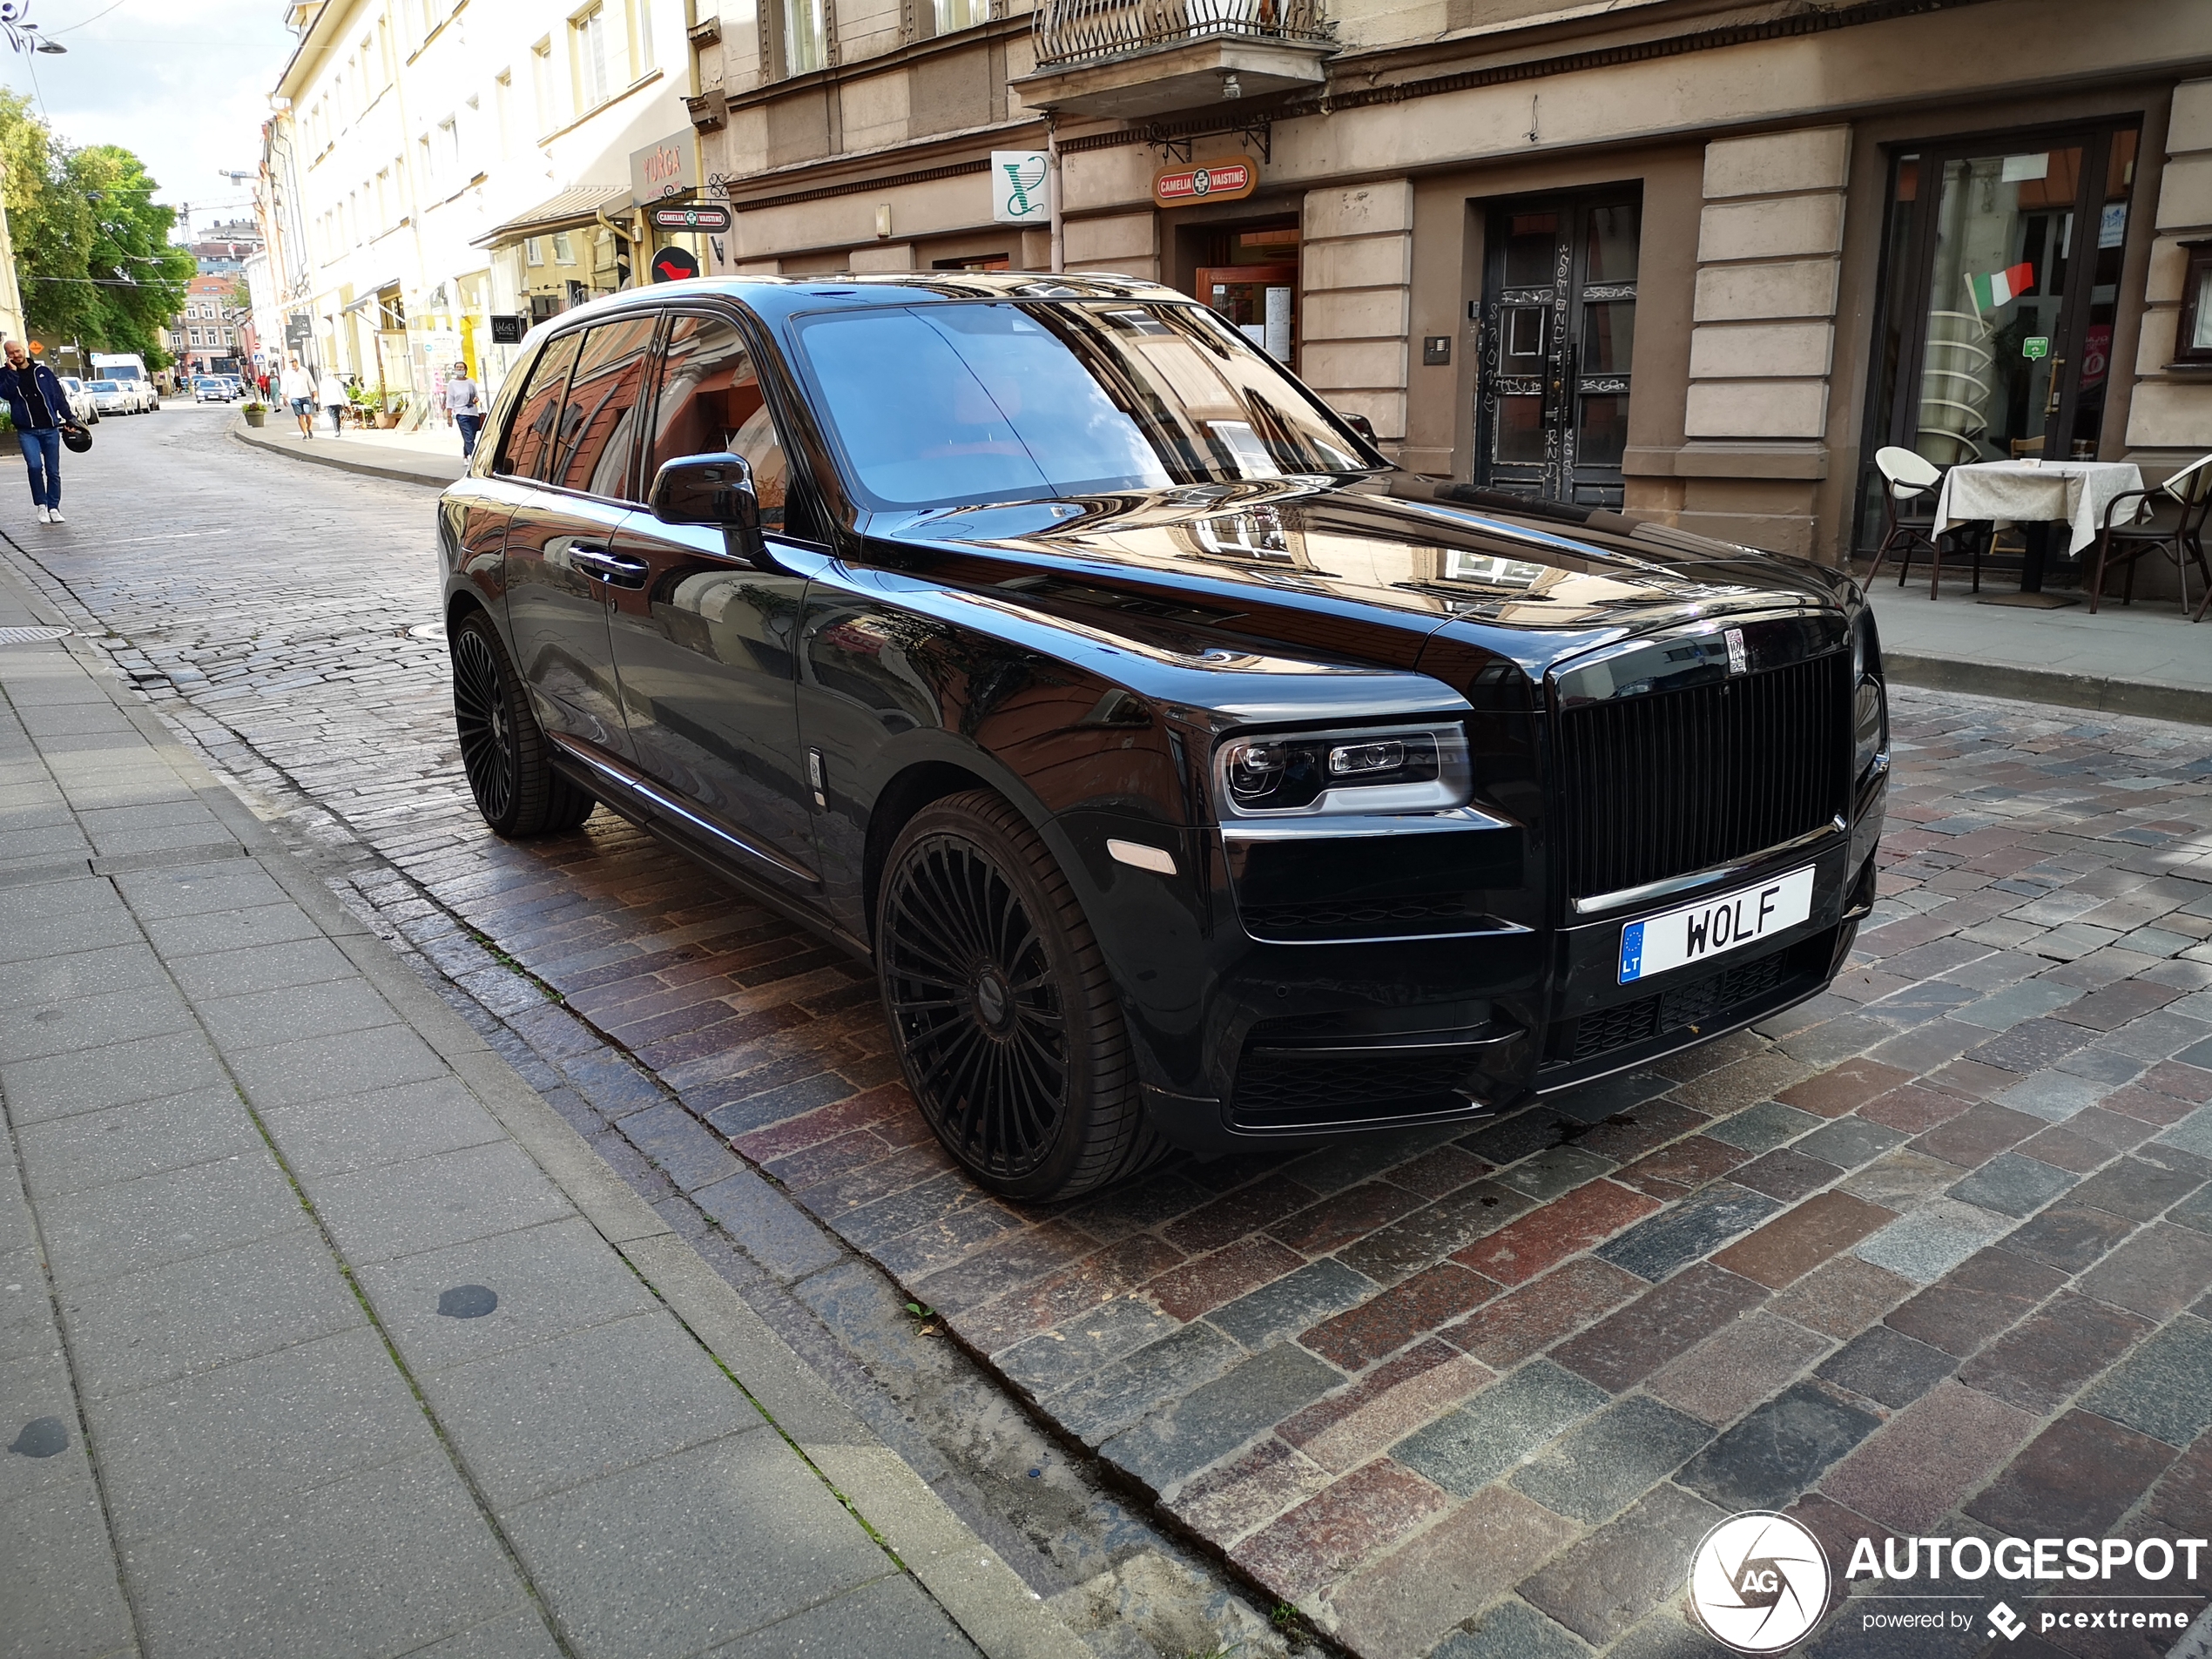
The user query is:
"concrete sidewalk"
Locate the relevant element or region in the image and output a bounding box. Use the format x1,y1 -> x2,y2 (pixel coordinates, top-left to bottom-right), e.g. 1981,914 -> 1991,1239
230,415 -> 466,487
0,566 -> 1087,1658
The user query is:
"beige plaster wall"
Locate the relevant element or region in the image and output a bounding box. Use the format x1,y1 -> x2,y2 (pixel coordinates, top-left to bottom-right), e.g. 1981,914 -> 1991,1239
2128,78 -> 2212,454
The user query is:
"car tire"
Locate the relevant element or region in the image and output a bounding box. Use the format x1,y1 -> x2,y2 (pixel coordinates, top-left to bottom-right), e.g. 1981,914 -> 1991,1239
448,610 -> 595,838
877,790 -> 1166,1202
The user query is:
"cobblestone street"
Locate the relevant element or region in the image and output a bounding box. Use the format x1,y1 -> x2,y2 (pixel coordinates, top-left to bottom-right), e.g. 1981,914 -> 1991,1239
15,408 -> 2212,1659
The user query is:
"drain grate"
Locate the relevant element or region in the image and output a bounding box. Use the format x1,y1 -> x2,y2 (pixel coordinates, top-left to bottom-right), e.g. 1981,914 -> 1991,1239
0,625 -> 71,644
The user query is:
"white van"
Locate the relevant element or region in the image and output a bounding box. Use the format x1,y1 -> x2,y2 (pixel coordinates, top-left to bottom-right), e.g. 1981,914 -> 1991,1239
89,353 -> 158,414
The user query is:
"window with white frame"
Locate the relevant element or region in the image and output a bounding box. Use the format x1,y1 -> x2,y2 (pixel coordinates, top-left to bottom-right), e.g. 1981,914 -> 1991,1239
552,230 -> 575,264
632,0 -> 653,72
525,235 -> 544,265
932,0 -> 981,32
782,0 -> 824,75
572,4 -> 610,109
530,38 -> 554,130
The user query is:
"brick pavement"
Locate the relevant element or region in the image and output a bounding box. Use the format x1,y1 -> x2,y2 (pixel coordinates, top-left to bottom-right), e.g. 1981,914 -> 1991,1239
15,410 -> 2212,1658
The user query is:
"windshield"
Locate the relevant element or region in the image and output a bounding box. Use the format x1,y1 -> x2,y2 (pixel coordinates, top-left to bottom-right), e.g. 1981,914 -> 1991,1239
96,368 -> 133,381
789,300 -> 1377,510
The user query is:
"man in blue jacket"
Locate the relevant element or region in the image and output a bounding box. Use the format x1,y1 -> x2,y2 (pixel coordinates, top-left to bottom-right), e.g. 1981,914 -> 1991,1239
0,340 -> 70,523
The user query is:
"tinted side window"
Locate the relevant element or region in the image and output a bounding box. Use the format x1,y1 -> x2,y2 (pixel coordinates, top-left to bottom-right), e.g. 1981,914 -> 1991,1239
499,331 -> 580,481
648,314 -> 791,532
550,316 -> 657,499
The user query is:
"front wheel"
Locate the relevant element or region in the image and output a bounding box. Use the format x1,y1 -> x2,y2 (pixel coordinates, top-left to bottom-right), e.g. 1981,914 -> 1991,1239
448,610 -> 594,838
877,791 -> 1163,1202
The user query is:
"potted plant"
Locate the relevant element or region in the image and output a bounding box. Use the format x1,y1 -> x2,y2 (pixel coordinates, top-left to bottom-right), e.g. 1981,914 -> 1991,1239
240,399 -> 267,428
0,408 -> 15,455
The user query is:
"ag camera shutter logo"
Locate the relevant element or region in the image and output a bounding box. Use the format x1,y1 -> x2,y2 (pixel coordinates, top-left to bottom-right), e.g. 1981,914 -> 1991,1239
1689,1512 -> 1831,1653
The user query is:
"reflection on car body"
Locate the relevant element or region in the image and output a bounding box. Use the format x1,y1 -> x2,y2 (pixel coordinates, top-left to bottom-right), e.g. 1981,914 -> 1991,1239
435,273 -> 1885,1201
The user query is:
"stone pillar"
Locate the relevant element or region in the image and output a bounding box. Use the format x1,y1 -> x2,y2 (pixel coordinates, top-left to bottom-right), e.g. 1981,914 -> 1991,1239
1062,212 -> 1158,281
1300,180 -> 1413,447
2128,79 -> 2212,453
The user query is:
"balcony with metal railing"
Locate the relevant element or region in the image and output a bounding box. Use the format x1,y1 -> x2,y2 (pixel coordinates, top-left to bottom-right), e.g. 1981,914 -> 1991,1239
1016,0 -> 1333,118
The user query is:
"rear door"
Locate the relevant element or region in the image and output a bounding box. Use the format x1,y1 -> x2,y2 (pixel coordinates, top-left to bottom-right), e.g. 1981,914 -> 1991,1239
604,308 -> 828,891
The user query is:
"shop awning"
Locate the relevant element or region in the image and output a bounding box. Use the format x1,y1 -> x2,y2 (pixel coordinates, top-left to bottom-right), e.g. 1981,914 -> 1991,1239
472,185 -> 634,249
339,282 -> 401,315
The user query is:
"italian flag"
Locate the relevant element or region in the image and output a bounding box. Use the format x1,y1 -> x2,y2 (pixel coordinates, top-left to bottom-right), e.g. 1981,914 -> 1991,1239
1967,262 -> 2035,313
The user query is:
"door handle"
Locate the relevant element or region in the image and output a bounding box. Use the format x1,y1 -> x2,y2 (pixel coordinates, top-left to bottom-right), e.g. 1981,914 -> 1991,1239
570,544 -> 649,588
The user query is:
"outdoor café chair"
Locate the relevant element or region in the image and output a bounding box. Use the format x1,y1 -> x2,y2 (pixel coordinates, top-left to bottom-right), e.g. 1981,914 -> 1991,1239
2086,451 -> 2212,617
1869,446 -> 1975,597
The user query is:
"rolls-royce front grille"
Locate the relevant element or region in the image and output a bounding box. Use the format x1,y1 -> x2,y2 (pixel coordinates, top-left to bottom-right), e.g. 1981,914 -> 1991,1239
1556,652 -> 1850,902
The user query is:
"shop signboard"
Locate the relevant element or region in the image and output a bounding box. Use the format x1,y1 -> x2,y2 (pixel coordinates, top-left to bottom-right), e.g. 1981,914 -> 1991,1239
489,314 -> 527,345
650,203 -> 732,232
1152,159 -> 1257,209
630,134 -> 698,206
990,152 -> 1050,226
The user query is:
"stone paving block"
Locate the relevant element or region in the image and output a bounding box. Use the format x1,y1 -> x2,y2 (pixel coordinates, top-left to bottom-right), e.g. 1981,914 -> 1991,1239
1731,1147 -> 1845,1203
419,1311 -> 764,1507
1813,1324 -> 1955,1408
86,1324 -> 430,1544
1049,1321 -> 1244,1443
1279,1343 -> 1491,1475
995,1295 -> 1182,1395
1966,1408 -> 2180,1539
1162,1172 -> 1324,1254
2079,1222 -> 2212,1321
0,1026 -> 227,1123
1103,1341 -> 1342,1493
1268,1180 -> 1427,1253
1701,1370 -> 1905,1527
1713,1192 -> 1898,1290
1145,1236 -> 1306,1322
2159,1104 -> 2212,1163
161,932 -> 363,1002
1647,1312 -> 1835,1426
1767,1255 -> 1915,1340
227,1021 -> 451,1109
1433,1598 -> 1593,1659
1952,980 -> 2082,1030
1210,1258 -> 1374,1351
1453,1178 -> 1659,1286
1301,1261 -> 1500,1372
1911,1100 -> 2046,1168
721,1574 -> 976,1659
120,1447 -> 529,1659
1995,1069 -> 2111,1122
357,1216 -> 664,1376
2080,1315 -> 2212,1448
38,1149 -> 311,1288
15,1082 -> 261,1198
1391,1359 -> 1611,1497
1335,1180 -> 1535,1286
503,1429 -> 899,1659
1967,1015 -> 2099,1074
192,974 -> 404,1054
1852,1198 -> 2011,1284
140,898 -> 326,957
1165,1435 -> 1333,1545
1230,1457 -> 1447,1602
691,1166 -> 846,1282
1463,1109 -> 1581,1168
1883,1244 -> 2067,1359
1946,1150 -> 2077,1218
308,1139 -> 574,1266
1554,1264 -> 1770,1394
1518,1482 -> 1723,1647
2003,1202 -> 2138,1274
259,1075 -> 507,1179
1838,1148 -> 1973,1217
1703,1102 -> 1824,1154
2071,1148 -> 2212,1222
1597,1184 -> 1781,1283
1962,1291 -> 2151,1418
1818,1379 -> 2038,1534
1615,1136 -> 1757,1200
0,1468 -> 139,1659
1858,1082 -> 1976,1136
1494,1145 -> 1615,1204
0,978 -> 198,1065
1440,1257 -> 1645,1369
1508,1393 -> 1715,1523
1779,1060 -> 1919,1120
954,1235 -> 1184,1355
1324,1485 -> 1580,1659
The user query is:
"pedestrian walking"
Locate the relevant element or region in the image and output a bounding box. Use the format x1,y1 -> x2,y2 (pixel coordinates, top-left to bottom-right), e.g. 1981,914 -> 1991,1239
0,340 -> 72,523
280,357 -> 317,438
445,361 -> 484,461
318,366 -> 349,435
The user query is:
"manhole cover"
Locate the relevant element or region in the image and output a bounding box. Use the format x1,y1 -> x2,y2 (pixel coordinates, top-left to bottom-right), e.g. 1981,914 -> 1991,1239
0,626 -> 70,644
405,623 -> 444,640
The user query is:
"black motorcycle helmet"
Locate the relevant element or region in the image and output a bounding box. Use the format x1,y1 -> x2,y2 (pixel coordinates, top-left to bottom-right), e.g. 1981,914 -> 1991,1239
60,424 -> 91,453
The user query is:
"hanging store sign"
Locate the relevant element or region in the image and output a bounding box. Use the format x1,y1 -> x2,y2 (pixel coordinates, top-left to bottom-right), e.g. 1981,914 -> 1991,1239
489,314 -> 527,345
990,152 -> 1050,225
650,202 -> 732,233
630,134 -> 698,205
1152,159 -> 1256,209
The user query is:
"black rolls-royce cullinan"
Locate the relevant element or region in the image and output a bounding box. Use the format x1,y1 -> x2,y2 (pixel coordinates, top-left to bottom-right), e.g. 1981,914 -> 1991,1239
437,273 -> 1887,1201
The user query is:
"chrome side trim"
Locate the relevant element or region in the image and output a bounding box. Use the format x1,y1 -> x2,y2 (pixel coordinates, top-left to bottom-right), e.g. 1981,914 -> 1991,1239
546,732 -> 819,886
1569,815 -> 1846,917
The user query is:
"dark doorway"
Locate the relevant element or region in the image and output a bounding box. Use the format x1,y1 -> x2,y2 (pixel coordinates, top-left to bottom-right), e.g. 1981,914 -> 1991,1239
1474,190 -> 1642,508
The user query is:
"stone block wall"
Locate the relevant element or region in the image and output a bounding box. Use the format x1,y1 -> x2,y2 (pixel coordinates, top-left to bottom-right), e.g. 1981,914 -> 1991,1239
1300,180 -> 1413,446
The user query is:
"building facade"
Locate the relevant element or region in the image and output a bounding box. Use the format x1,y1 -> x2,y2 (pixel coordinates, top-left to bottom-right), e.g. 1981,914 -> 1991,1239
681,0 -> 2212,571
165,273 -> 249,381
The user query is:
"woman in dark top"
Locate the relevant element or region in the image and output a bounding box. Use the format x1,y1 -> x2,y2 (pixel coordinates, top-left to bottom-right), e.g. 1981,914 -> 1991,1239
0,340 -> 71,523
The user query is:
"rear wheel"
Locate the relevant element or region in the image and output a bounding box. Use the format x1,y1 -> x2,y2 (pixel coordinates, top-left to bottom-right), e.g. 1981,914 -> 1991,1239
449,610 -> 594,838
877,791 -> 1164,1201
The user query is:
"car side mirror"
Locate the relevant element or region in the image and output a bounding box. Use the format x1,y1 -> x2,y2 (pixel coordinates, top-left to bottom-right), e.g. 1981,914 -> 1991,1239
650,451 -> 765,560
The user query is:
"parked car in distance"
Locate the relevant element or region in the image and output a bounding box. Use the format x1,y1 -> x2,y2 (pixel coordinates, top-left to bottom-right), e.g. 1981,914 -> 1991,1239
86,378 -> 135,416
437,274 -> 1888,1200
90,352 -> 157,414
57,376 -> 99,425
193,376 -> 234,402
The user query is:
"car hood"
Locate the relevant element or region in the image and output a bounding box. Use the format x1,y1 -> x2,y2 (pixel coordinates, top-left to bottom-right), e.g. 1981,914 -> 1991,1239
859,476 -> 1855,698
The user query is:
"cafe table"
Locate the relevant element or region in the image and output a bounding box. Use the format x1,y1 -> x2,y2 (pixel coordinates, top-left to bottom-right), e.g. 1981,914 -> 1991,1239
1932,458 -> 2147,606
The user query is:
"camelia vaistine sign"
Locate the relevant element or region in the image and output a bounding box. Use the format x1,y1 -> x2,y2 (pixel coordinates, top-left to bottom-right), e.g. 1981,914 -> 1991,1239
1152,158 -> 1257,209
990,152 -> 1050,226
630,135 -> 698,206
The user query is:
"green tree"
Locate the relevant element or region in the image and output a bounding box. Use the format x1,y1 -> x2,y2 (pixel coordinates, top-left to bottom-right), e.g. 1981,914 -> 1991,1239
0,92 -> 192,366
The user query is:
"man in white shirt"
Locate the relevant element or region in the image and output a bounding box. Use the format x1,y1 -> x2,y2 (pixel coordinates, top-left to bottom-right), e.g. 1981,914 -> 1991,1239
279,357 -> 316,439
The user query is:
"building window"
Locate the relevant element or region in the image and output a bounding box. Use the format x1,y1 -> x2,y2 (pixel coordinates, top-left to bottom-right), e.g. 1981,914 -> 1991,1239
438,117 -> 461,183
932,0 -> 981,33
495,71 -> 513,158
782,0 -> 824,73
631,0 -> 653,71
572,4 -> 610,109
530,37 -> 554,130
552,230 -> 575,264
526,236 -> 544,265
2175,241 -> 2212,366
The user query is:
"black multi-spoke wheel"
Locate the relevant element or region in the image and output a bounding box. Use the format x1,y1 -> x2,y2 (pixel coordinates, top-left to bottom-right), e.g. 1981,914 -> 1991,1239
879,792 -> 1161,1201
448,610 -> 595,838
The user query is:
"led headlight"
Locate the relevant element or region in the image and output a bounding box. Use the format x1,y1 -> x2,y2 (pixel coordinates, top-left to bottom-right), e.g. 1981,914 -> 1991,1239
1215,724 -> 1471,818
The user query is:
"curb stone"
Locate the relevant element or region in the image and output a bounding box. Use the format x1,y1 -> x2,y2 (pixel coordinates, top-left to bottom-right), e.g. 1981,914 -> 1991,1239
228,415 -> 462,487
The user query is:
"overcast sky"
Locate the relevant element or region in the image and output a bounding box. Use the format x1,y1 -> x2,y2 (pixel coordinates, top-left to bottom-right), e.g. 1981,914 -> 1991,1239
0,0 -> 297,238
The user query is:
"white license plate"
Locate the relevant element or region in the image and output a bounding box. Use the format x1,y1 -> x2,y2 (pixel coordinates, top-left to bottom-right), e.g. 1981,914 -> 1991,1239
1618,866 -> 1816,984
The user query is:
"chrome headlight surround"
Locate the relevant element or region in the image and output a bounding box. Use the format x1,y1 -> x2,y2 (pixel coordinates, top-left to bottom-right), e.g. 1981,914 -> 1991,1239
1852,607 -> 1887,787
1213,722 -> 1474,819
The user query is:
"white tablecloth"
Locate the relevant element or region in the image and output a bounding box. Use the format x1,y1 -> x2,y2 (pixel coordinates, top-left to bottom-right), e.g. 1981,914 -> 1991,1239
1932,461 -> 2148,556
